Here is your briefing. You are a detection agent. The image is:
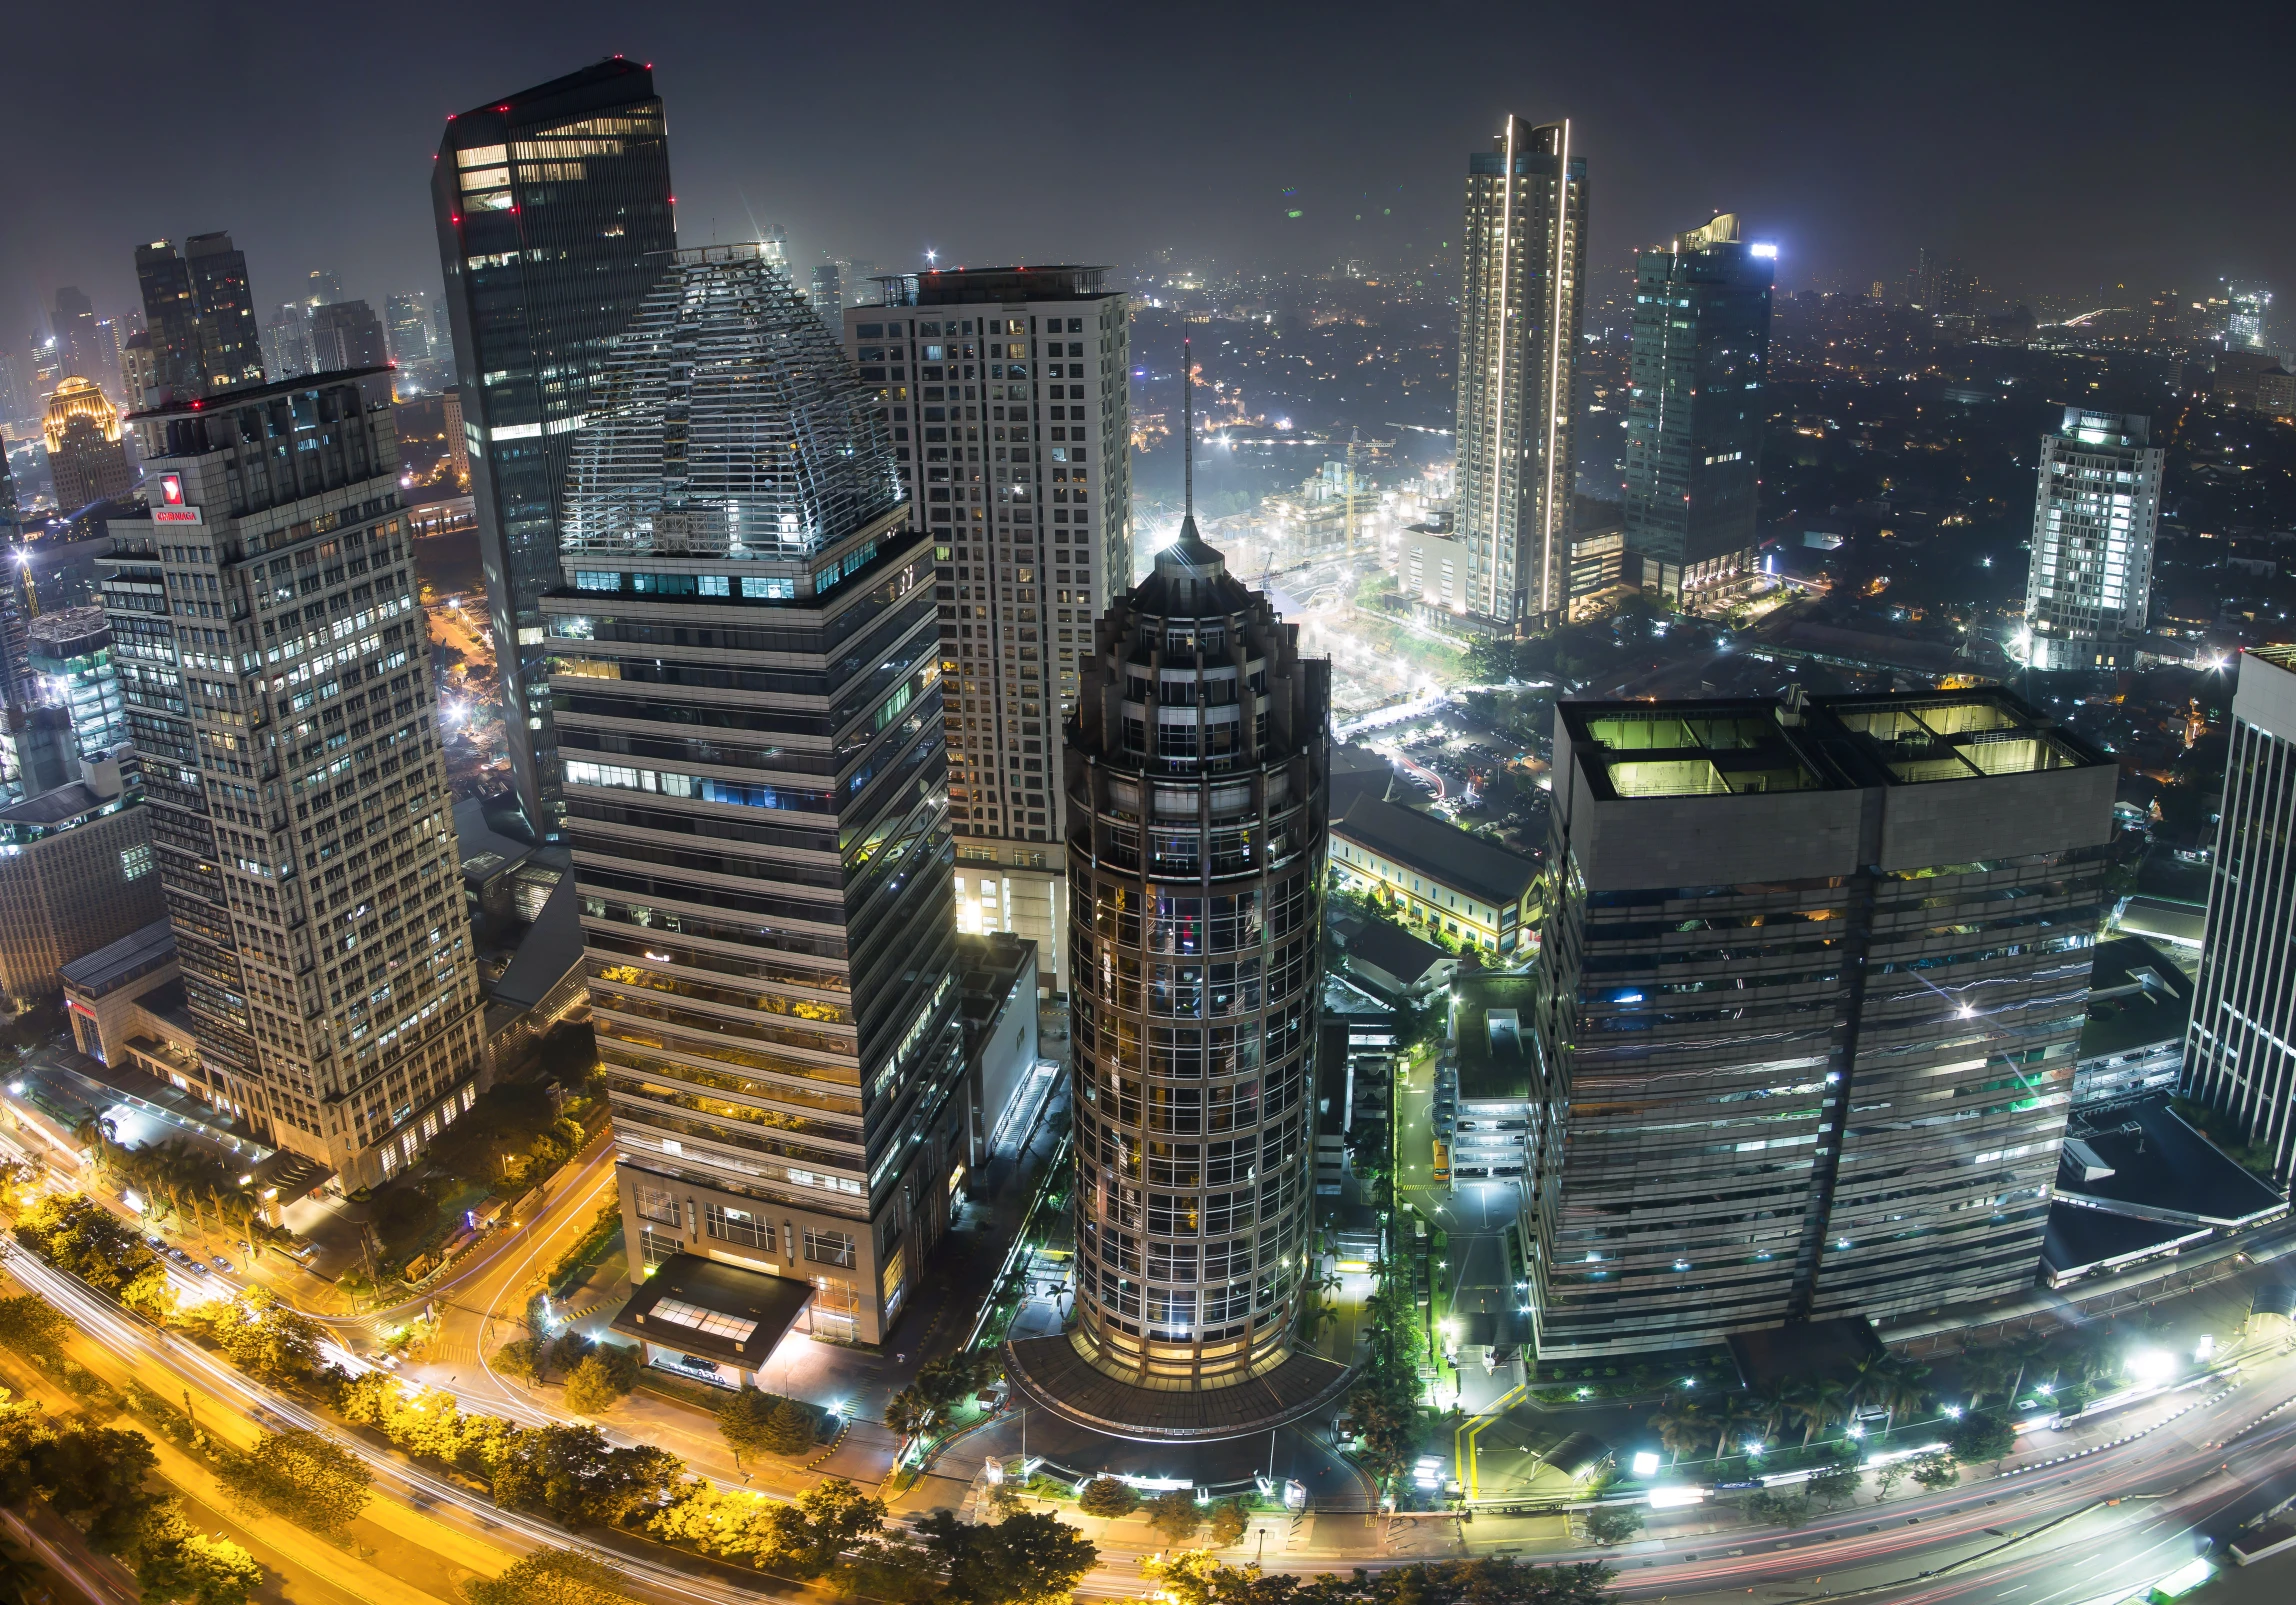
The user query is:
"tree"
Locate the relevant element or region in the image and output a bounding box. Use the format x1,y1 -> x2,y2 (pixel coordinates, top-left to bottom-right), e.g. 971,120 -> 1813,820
562,1356 -> 628,1416
715,1386 -> 778,1466
757,1478 -> 887,1577
1909,1451 -> 1960,1491
1206,1499 -> 1249,1548
206,1294 -> 329,1387
0,1541 -> 43,1605
120,1265 -> 179,1326
884,1387 -> 932,1437
1947,1410 -> 2018,1469
126,1500 -> 263,1605
1146,1488 -> 1203,1545
492,1424 -> 681,1528
463,1548 -> 631,1605
1806,1463 -> 1861,1508
918,1508 -> 1097,1605
1872,1461 -> 1907,1503
494,1337 -> 546,1386
0,1296 -> 73,1359
1583,1506 -> 1645,1546
761,1394 -> 817,1457
13,1194 -> 156,1294
216,1429 -> 371,1534
1076,1476 -> 1139,1519
1744,1490 -> 1811,1527
35,1422 -> 160,1552
1646,1398 -> 1707,1466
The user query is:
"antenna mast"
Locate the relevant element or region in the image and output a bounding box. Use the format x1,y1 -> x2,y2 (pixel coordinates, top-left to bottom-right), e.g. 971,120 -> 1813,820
1181,336 -> 1193,519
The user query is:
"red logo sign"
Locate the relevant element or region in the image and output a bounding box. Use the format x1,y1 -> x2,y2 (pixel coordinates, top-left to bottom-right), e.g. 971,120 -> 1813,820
159,474 -> 185,507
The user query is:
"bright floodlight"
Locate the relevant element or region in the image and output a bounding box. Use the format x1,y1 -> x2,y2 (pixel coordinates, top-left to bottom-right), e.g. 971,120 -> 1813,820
2127,1348 -> 2175,1385
1648,1487 -> 1707,1509
1630,1451 -> 1660,1477
1749,243 -> 1779,259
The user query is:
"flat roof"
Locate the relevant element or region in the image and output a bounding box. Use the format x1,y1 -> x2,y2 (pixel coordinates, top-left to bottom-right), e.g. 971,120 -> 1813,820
609,1253 -> 815,1368
1339,918 -> 1451,993
2059,1094 -> 2286,1229
1562,688 -> 2108,802
1334,796 -> 1537,908
60,920 -> 176,996
125,367 -> 390,424
1454,974 -> 1538,1103
2079,936 -> 2194,1062
2041,1200 -> 2208,1283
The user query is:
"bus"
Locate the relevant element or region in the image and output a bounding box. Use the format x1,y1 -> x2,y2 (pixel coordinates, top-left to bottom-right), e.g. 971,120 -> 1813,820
1431,1139 -> 1452,1186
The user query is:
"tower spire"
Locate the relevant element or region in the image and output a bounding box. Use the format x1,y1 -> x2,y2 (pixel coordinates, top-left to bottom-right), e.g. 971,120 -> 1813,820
1182,336 -> 1193,521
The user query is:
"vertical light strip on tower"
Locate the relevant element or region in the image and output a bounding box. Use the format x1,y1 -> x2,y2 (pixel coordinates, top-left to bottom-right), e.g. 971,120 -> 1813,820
1488,116 -> 1516,621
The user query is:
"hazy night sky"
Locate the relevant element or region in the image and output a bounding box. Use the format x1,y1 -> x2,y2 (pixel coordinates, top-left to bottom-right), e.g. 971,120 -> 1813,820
6,0 -> 2292,351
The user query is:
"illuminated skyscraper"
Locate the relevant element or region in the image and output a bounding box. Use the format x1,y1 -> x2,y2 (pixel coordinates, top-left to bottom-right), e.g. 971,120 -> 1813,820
1005,451 -> 1345,1441
2226,283 -> 2272,351
98,372 -> 483,1187
432,57 -> 676,841
133,233 -> 265,403
307,301 -> 388,372
557,245 -> 967,1347
2021,410 -> 2162,671
385,294 -> 434,364
840,267 -> 1133,993
1453,115 -> 1587,627
43,379 -> 132,512
1621,215 -> 1774,605
2185,645 -> 2296,1184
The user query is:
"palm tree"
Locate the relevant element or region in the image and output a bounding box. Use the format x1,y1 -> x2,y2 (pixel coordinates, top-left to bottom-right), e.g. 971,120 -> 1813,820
1784,1378 -> 1849,1447
1648,1399 -> 1708,1466
1750,1380 -> 1795,1443
1868,1355 -> 1931,1433
1711,1396 -> 1763,1460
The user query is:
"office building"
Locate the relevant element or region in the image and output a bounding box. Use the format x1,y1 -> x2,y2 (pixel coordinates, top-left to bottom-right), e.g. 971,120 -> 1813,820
1622,214 -> 1774,604
385,294 -> 434,364
809,262 -> 844,323
1528,689 -> 2114,1358
0,746 -> 165,1003
98,371 -> 484,1191
2186,645 -> 2296,1183
134,233 -> 265,403
262,304 -> 308,381
2073,936 -> 2190,1110
43,378 -> 133,512
2022,410 -> 2162,671
1004,509 -> 1347,1441
432,57 -> 676,841
121,331 -> 158,409
27,608 -> 128,761
1453,114 -> 1587,628
305,271 -> 343,308
308,301 -> 388,373
2226,283 -> 2272,351
841,266 -> 1133,994
554,244 -> 966,1349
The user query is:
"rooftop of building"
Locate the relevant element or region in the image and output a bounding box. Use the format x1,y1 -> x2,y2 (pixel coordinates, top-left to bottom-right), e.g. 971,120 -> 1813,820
0,781 -> 116,830
491,874 -> 584,1013
2058,1094 -> 2286,1230
1561,687 -> 2108,802
441,56 -> 657,139
1334,795 -> 1538,909
2079,936 -> 2194,1062
957,931 -> 1036,1006
871,266 -> 1113,306
454,795 -> 538,886
1328,743 -> 1395,818
1335,918 -> 1452,998
59,919 -> 175,999
26,606 -> 109,653
1453,973 -> 1538,1103
608,1252 -> 816,1368
1003,1330 -> 1353,1443
2041,1200 -> 2208,1287
124,367 -> 390,426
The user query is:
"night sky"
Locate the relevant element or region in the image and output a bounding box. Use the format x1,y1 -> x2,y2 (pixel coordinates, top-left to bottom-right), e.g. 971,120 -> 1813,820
7,0 -> 2292,350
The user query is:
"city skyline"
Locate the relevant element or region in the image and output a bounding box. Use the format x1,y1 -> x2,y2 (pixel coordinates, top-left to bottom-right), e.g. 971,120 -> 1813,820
5,3 -> 2293,356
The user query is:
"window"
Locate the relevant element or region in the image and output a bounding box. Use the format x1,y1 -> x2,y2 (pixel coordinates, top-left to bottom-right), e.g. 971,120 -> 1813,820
706,1203 -> 772,1249
639,1227 -> 681,1268
651,1298 -> 759,1343
803,1228 -> 857,1267
120,844 -> 154,881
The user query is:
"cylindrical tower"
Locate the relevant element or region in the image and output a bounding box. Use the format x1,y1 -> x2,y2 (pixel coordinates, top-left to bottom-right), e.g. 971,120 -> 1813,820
1006,522 -> 1349,1441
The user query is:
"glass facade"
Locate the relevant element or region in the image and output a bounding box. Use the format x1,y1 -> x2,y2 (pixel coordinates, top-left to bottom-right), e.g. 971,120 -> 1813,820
134,233 -> 265,404
432,58 -> 677,840
1454,116 -> 1587,625
1062,530 -> 1330,1388
1529,692 -> 2114,1358
1622,216 -> 1774,606
552,246 -> 966,1347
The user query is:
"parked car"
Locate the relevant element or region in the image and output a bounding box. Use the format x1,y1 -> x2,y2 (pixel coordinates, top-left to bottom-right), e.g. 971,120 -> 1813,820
210,1256 -> 234,1272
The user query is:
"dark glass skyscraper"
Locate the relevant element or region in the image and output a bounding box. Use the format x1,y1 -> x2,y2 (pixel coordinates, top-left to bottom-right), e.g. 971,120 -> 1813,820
1621,214 -> 1774,606
554,245 -> 967,1349
134,233 -> 265,404
432,57 -> 676,840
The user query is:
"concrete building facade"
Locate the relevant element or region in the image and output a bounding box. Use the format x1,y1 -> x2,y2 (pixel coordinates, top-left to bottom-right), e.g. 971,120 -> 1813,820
1529,690 -> 2115,1358
841,268 -> 1133,996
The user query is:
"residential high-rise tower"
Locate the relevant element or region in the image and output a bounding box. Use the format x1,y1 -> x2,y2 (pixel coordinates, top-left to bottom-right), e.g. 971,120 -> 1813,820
2185,645 -> 2296,1183
1621,214 -> 1774,605
556,245 -> 966,1348
98,371 -> 484,1189
840,267 -> 1132,993
432,57 -> 676,841
1005,448 -> 1345,1440
1528,690 -> 2113,1357
2022,409 -> 2162,671
1453,115 -> 1587,628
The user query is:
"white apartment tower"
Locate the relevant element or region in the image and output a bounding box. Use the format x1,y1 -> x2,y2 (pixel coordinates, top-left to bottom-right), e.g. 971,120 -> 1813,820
1453,115 -> 1588,628
2022,409 -> 2162,671
842,267 -> 1132,995
100,372 -> 485,1191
